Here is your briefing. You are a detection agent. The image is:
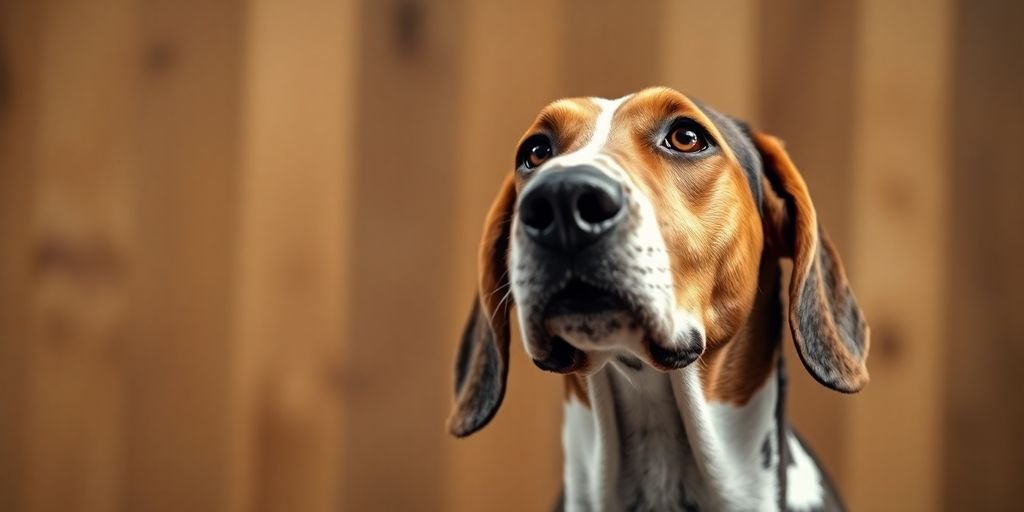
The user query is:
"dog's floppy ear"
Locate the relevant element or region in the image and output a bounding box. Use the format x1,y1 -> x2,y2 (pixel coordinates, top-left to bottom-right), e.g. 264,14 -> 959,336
448,174 -> 517,437
752,132 -> 870,393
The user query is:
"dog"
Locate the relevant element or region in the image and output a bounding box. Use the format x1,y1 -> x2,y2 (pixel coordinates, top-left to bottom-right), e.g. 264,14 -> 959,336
448,87 -> 869,511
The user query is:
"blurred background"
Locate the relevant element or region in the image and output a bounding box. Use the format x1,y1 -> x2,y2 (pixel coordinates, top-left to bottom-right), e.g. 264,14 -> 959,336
0,0 -> 1021,511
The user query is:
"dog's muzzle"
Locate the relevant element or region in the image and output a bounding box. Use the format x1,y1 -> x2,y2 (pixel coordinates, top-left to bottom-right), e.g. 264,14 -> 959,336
512,164 -> 702,374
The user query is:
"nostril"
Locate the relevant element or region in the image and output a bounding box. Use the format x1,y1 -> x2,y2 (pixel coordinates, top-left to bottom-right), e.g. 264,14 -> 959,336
576,188 -> 623,226
520,194 -> 555,232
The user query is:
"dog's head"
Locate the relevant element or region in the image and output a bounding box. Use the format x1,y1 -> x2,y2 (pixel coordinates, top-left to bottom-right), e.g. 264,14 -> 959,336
448,87 -> 869,437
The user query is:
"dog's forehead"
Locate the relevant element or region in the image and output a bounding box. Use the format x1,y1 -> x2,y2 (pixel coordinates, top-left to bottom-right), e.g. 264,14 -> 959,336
526,88 -> 688,142
529,88 -> 706,136
525,87 -> 764,208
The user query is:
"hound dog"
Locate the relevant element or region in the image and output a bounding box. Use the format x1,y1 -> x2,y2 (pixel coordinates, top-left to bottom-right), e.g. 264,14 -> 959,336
448,87 -> 869,512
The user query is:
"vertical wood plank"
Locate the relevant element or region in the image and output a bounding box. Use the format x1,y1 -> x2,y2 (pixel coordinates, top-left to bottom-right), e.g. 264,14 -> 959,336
230,0 -> 357,511
444,2 -> 566,511
845,0 -> 952,509
944,1 -> 1024,509
660,0 -> 757,118
23,1 -> 138,510
123,1 -> 247,511
0,2 -> 42,510
344,1 -> 461,509
754,0 -> 860,486
563,0 -> 663,97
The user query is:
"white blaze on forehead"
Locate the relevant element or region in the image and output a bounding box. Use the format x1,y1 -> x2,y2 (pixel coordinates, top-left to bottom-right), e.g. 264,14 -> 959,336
553,94 -> 632,168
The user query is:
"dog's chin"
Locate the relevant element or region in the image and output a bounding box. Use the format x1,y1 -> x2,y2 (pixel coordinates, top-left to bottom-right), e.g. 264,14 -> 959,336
527,281 -> 701,373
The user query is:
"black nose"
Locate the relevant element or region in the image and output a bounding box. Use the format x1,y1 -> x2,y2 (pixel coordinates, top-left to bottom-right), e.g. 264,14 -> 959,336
518,166 -> 626,253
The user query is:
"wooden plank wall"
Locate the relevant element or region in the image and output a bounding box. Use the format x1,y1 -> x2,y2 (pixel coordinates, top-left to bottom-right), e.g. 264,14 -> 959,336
944,1 -> 1024,509
0,1 -> 1021,511
130,1 -> 245,511
230,1 -> 355,511
0,2 -> 40,510
21,2 -> 137,511
845,1 -> 952,510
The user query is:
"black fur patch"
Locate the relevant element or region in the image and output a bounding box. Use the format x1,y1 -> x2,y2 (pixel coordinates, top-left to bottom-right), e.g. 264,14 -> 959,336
453,298 -> 484,393
459,331 -> 502,432
793,229 -> 867,392
617,354 -> 644,371
775,350 -> 790,511
451,299 -> 508,437
692,101 -> 764,214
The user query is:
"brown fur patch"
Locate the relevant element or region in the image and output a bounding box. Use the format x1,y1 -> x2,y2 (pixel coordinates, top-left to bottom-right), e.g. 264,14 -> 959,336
555,88 -> 770,403
607,88 -> 765,348
700,257 -> 783,404
516,98 -> 601,179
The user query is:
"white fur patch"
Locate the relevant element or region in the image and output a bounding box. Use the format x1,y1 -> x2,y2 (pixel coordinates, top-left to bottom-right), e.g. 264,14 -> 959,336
609,365 -> 699,511
562,364 -> 788,511
670,366 -> 780,511
786,432 -> 825,510
552,95 -> 631,169
705,371 -> 780,510
562,370 -> 622,511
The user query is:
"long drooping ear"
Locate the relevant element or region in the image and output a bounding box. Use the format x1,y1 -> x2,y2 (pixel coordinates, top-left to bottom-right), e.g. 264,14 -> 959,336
448,174 -> 518,437
752,132 -> 870,393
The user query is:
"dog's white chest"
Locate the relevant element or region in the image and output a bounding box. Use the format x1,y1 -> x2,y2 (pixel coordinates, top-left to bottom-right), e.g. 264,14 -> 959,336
562,363 -> 706,512
560,364 -> 817,512
610,366 -> 703,511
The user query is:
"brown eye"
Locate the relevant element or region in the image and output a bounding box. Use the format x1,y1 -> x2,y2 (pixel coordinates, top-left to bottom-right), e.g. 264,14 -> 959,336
517,134 -> 555,170
663,120 -> 710,153
527,142 -> 552,168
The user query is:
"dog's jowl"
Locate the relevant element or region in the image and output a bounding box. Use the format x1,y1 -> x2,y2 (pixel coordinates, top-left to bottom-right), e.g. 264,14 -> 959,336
449,87 -> 868,512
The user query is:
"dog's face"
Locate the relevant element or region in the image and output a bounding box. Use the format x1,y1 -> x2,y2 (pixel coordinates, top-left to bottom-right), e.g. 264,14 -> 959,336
509,88 -> 763,374
448,87 -> 869,438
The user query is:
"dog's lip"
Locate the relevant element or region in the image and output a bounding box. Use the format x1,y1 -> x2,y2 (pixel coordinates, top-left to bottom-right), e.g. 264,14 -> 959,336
542,280 -> 631,317
646,339 -> 703,370
528,278 -> 703,372
532,277 -> 659,338
531,278 -> 669,355
531,335 -> 586,373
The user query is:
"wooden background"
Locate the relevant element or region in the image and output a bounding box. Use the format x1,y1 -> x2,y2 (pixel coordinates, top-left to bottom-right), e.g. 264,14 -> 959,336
0,0 -> 1021,510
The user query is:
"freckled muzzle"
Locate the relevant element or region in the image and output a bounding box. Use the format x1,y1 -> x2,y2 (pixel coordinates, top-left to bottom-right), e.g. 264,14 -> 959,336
512,165 -> 705,375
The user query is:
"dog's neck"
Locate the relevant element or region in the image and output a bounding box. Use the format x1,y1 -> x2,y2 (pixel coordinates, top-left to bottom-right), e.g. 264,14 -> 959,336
560,260 -> 830,511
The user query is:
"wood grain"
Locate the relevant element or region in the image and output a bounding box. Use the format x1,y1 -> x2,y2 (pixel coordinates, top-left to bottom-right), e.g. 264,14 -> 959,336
229,0 -> 356,511
345,0 -> 461,509
562,0 -> 662,97
0,2 -> 41,510
944,1 -> 1024,509
23,1 -> 137,510
123,2 -> 246,510
660,0 -> 758,118
845,0 -> 952,509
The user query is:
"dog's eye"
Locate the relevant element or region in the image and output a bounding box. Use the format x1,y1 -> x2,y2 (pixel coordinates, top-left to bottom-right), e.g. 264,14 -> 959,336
527,143 -> 551,168
517,135 -> 554,170
663,120 -> 710,153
